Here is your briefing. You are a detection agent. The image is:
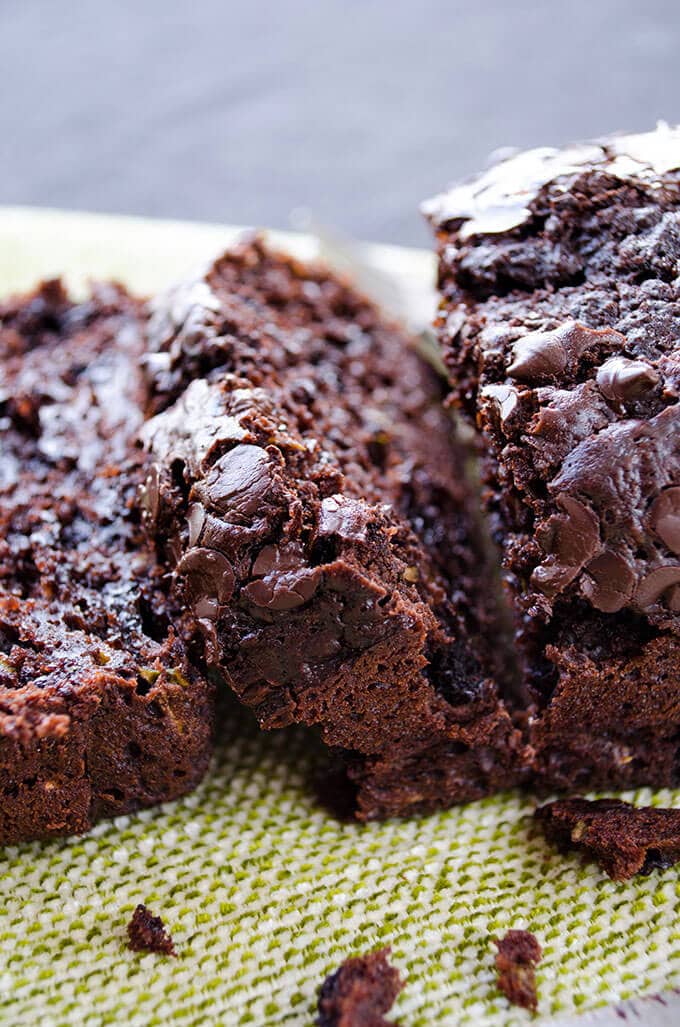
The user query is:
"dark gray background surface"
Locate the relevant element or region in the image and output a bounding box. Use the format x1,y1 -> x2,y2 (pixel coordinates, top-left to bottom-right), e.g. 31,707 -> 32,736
1,0 -> 679,246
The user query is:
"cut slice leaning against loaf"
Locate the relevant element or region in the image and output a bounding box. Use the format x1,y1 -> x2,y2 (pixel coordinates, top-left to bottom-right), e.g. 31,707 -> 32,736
141,237 -> 526,819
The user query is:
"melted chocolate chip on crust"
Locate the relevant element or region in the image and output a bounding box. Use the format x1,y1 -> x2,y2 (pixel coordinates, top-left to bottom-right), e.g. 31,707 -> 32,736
649,488 -> 680,554
596,355 -> 660,405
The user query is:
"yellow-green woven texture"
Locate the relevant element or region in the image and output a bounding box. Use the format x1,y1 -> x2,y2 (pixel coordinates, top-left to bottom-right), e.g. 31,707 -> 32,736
2,710 -> 680,1027
1,208 -> 679,1027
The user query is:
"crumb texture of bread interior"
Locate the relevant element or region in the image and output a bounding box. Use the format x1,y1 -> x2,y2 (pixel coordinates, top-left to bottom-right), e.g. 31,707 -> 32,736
426,124 -> 680,794
141,237 -> 527,821
0,280 -> 214,845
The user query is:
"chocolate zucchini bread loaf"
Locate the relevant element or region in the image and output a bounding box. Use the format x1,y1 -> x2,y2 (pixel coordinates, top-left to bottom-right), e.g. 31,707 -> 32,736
425,123 -> 680,791
141,238 -> 526,819
0,280 -> 214,844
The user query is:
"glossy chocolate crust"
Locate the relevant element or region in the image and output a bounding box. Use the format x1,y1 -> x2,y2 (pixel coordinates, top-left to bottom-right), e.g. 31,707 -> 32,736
0,281 -> 214,845
141,238 -> 526,820
426,124 -> 680,793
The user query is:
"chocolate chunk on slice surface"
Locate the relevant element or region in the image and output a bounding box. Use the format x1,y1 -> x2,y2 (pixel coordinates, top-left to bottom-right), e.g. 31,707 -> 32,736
535,797 -> 680,880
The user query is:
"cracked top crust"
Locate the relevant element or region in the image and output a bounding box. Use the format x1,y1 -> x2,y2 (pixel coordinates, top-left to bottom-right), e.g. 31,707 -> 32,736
429,125 -> 680,628
423,121 -> 680,237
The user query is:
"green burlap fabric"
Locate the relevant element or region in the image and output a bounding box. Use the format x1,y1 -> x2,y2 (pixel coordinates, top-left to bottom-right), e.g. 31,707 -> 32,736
1,209 -> 678,1026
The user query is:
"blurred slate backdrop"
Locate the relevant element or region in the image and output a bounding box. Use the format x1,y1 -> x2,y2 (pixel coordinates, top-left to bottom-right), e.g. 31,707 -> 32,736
1,0 -> 679,246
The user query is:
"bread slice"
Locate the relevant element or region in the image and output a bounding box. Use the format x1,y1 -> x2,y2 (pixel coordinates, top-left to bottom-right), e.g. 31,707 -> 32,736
141,238 -> 526,819
0,280 -> 214,844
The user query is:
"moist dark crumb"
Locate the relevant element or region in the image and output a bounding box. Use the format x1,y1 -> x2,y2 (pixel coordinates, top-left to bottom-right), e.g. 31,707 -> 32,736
316,947 -> 403,1027
494,929 -> 542,1012
127,903 -> 176,956
141,236 -> 525,823
0,280 -> 214,846
425,125 -> 680,799
535,797 -> 680,880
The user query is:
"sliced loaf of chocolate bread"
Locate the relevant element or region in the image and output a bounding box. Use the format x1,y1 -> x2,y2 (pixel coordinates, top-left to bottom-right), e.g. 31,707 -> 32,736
425,124 -> 680,792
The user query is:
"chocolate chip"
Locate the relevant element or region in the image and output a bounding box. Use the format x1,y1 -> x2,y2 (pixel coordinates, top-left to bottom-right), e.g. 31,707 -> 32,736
196,616 -> 220,664
175,546 -> 235,610
252,542 -> 306,577
199,514 -> 241,554
532,494 -> 601,597
194,595 -> 220,620
596,356 -> 660,404
581,550 -> 636,612
635,565 -> 680,609
508,322 -> 623,384
194,444 -> 271,517
648,488 -> 680,555
242,565 -> 321,611
507,328 -> 568,383
187,502 -> 205,548
317,494 -> 372,542
482,384 -> 520,425
140,463 -> 161,527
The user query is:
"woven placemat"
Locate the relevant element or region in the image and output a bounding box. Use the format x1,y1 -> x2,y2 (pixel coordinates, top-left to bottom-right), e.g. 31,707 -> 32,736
2,708 -> 679,1026
1,208 -> 679,1026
